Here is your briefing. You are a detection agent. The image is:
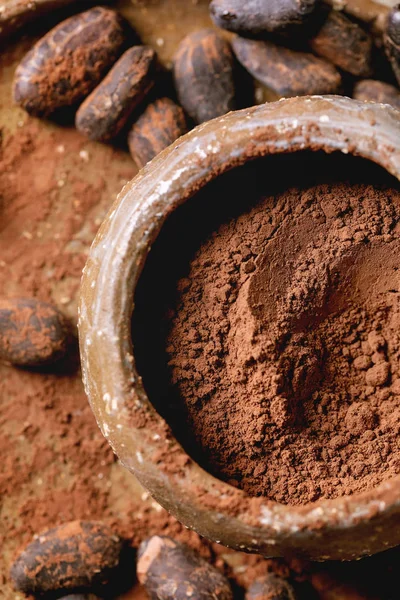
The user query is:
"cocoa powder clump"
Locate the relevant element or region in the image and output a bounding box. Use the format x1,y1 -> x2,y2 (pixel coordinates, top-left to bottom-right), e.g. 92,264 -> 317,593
134,153 -> 400,506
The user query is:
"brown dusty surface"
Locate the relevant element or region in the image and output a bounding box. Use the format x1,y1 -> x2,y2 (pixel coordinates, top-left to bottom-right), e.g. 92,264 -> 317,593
2,2 -> 400,600
157,159 -> 400,505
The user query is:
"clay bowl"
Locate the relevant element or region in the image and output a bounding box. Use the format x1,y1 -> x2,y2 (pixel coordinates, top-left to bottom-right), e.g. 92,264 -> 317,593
79,95 -> 400,561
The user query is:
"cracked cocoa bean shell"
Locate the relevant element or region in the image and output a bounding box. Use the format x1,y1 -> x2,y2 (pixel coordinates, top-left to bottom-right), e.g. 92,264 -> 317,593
13,6 -> 126,117
0,296 -> 68,366
137,535 -> 233,600
210,0 -> 318,36
232,36 -> 342,99
76,46 -> 157,142
10,521 -> 124,596
128,97 -> 187,169
173,29 -> 236,124
310,10 -> 373,77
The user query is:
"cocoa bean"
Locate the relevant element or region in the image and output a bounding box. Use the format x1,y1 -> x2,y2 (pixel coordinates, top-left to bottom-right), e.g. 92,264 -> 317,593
0,297 -> 68,367
353,79 -> 400,110
232,37 -> 342,99
13,6 -> 126,117
310,10 -> 373,77
209,0 -> 318,36
76,46 -> 157,142
137,536 -> 233,600
10,521 -> 124,596
385,4 -> 400,86
246,574 -> 297,600
173,29 -> 236,124
128,97 -> 187,169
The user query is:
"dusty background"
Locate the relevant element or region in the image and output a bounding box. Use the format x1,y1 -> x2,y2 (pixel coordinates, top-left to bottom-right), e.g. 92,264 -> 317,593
1,1 -> 400,599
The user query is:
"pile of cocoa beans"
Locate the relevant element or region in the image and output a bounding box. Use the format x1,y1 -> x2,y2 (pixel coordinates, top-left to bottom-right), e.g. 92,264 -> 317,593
10,520 -> 298,600
13,3 -> 400,173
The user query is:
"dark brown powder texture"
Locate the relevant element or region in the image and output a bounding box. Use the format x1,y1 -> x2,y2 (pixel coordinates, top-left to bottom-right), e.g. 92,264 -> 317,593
146,154 -> 400,506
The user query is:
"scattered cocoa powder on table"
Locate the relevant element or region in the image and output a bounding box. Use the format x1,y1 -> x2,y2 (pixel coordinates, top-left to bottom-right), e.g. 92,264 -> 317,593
0,107 -> 133,591
0,31 -> 361,600
0,69 -> 297,600
133,151 -> 400,506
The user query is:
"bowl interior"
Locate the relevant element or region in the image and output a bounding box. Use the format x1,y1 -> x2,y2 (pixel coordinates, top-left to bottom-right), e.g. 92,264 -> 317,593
131,149 -> 400,504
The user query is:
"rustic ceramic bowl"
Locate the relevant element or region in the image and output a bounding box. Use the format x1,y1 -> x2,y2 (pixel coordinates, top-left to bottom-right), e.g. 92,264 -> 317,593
79,96 -> 400,561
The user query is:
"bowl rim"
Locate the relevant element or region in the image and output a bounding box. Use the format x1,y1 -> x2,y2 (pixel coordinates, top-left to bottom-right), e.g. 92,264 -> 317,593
79,95 -> 400,559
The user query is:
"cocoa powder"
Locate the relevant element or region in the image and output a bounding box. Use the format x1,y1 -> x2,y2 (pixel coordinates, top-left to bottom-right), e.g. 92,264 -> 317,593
133,152 -> 400,506
1,47 -> 293,598
0,115 -> 292,597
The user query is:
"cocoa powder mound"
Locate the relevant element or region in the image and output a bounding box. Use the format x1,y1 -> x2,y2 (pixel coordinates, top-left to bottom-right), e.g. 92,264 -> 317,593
133,152 -> 400,506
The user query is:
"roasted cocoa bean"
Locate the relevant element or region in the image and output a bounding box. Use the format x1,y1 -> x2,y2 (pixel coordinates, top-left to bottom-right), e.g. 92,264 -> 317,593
137,536 -> 233,600
209,0 -> 318,36
310,10 -> 373,77
353,79 -> 400,110
173,29 -> 236,124
385,4 -> 400,86
13,7 -> 126,117
246,575 -> 297,600
128,97 -> 187,169
232,37 -> 342,99
0,297 -> 68,366
76,46 -> 157,142
10,521 -> 124,596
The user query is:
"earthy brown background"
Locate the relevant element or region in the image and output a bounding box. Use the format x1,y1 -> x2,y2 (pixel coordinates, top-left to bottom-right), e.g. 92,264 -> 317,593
1,1 -> 400,599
